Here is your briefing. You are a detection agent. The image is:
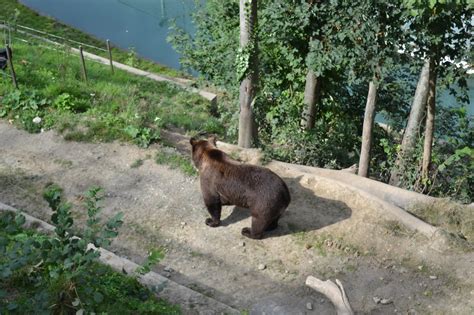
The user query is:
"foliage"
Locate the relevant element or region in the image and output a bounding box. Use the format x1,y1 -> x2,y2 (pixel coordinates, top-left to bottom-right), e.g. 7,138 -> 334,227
0,41 -> 223,146
136,249 -> 166,275
124,125 -> 161,148
0,185 -> 178,313
169,0 -> 472,202
0,89 -> 48,133
372,103 -> 473,203
168,0 -> 240,88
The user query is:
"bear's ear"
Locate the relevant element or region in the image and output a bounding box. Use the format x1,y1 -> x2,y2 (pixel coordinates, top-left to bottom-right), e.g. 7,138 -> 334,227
190,137 -> 197,146
208,135 -> 217,146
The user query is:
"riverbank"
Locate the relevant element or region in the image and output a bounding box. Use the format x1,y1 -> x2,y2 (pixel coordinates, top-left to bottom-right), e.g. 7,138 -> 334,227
1,0 -> 186,77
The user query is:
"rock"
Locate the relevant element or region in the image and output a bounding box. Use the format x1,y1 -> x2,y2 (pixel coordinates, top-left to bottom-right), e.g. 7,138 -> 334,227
164,266 -> 173,272
163,272 -> 171,278
373,297 -> 381,304
429,275 -> 437,280
258,264 -> 266,270
180,221 -> 187,226
239,241 -> 246,247
380,298 -> 392,305
32,116 -> 42,124
306,302 -> 313,310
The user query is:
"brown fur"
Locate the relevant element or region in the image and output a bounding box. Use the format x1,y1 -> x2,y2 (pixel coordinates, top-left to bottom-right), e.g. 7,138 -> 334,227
190,136 -> 291,239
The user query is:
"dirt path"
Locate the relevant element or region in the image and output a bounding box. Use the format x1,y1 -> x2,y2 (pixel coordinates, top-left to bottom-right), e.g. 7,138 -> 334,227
1,121 -> 473,314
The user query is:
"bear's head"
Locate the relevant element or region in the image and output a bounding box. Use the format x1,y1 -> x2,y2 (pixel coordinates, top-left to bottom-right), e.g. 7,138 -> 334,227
190,135 -> 217,169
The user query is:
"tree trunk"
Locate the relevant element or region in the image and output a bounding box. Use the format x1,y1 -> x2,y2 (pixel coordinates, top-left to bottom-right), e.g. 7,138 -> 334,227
389,59 -> 430,186
358,80 -> 378,178
238,0 -> 258,148
421,60 -> 437,179
301,69 -> 322,129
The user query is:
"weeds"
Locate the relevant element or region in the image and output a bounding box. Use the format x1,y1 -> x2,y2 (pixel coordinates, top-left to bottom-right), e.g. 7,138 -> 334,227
155,147 -> 197,177
130,158 -> 145,168
0,185 -> 178,313
293,231 -> 362,257
408,201 -> 474,243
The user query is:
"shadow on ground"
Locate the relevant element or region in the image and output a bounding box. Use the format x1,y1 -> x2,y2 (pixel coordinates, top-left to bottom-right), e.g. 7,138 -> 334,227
218,176 -> 353,239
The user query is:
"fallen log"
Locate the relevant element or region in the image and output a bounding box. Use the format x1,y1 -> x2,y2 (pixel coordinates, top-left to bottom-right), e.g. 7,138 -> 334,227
306,276 -> 354,315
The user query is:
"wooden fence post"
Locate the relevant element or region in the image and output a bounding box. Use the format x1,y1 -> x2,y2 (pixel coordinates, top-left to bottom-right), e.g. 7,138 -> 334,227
79,45 -> 88,82
106,39 -> 114,74
6,45 -> 18,89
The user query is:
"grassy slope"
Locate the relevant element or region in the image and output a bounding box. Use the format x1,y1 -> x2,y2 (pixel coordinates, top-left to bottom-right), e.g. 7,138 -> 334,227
0,40 -> 223,146
0,0 -> 186,77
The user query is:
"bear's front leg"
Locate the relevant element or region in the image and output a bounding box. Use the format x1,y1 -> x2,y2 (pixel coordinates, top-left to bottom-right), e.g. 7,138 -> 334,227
204,198 -> 222,228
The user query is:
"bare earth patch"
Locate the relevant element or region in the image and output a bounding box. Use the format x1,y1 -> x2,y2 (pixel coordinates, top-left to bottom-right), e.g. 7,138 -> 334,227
0,121 -> 473,314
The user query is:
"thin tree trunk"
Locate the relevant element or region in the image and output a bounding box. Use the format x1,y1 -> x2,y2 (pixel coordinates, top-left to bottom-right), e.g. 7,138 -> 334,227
422,60 -> 437,179
389,59 -> 430,186
301,69 -> 322,129
358,80 -> 378,178
238,0 -> 258,148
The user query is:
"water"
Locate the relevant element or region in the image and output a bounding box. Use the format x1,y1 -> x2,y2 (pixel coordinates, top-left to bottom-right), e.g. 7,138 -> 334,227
20,0 -> 196,70
17,0 -> 474,116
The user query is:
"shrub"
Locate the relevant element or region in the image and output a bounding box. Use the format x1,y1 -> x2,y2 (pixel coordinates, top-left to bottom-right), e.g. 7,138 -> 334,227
0,185 -> 177,313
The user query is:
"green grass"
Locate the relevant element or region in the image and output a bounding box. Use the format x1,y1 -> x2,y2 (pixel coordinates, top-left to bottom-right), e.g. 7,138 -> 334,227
0,0 -> 185,78
409,201 -> 474,244
155,147 -> 197,177
0,40 -> 225,148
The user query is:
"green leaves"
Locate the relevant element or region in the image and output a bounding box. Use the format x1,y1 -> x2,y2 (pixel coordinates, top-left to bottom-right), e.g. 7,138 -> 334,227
43,183 -> 63,211
136,249 -> 165,275
124,126 -> 160,148
438,147 -> 473,172
235,45 -> 252,82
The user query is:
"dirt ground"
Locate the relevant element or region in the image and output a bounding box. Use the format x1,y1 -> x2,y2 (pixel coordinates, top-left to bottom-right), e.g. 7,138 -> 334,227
1,120 -> 473,314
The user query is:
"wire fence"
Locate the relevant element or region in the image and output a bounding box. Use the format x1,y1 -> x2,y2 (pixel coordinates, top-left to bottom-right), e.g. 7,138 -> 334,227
0,20 -> 108,53
0,21 -> 115,87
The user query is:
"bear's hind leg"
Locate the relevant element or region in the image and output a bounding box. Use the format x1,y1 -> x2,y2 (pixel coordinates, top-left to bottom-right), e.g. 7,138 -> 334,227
241,216 -> 267,239
265,216 -> 280,231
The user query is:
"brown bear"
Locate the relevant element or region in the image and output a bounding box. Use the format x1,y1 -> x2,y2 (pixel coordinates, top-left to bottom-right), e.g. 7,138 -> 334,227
190,136 -> 291,239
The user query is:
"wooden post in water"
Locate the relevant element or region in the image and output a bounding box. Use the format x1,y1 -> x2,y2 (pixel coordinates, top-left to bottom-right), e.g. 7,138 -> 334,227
106,39 -> 114,74
5,45 -> 18,89
79,45 -> 88,82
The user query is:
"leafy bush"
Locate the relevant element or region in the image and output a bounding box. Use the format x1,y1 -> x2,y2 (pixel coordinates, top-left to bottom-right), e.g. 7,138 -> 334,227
0,89 -> 49,132
0,185 -> 178,313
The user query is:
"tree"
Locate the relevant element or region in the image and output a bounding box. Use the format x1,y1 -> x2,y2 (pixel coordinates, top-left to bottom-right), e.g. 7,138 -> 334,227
238,0 -> 259,148
358,80 -> 378,177
390,0 -> 472,186
422,59 -> 436,178
300,0 -> 322,130
321,0 -> 404,178
389,59 -> 430,186
301,68 -> 322,129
